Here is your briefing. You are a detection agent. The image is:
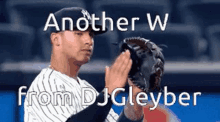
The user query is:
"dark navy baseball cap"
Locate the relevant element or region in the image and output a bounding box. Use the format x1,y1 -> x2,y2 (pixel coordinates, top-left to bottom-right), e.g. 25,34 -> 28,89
48,7 -> 107,35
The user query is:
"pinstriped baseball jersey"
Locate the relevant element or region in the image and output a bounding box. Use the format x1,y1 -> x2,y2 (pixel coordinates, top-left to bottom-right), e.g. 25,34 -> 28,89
24,67 -> 119,122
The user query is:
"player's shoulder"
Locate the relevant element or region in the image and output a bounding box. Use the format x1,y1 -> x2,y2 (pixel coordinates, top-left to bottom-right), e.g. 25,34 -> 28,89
26,67 -> 52,89
31,67 -> 53,82
34,67 -> 53,79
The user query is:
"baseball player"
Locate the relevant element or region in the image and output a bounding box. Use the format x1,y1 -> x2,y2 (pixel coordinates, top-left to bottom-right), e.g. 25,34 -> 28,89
24,7 -> 145,122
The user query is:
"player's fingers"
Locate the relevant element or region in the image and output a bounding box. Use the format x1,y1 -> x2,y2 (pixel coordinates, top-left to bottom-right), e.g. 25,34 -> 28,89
123,59 -> 132,76
122,50 -> 131,67
115,51 -> 127,71
111,51 -> 124,71
112,51 -> 126,72
118,50 -> 130,66
119,50 -> 131,73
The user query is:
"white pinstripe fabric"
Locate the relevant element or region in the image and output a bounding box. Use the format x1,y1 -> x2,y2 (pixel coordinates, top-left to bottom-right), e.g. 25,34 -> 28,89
24,67 -> 119,122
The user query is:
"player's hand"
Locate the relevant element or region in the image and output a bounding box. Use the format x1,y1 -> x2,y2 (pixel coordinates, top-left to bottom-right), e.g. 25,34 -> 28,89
105,50 -> 132,95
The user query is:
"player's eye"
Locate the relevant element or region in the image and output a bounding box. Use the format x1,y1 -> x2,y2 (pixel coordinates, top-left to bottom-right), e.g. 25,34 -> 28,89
75,32 -> 83,36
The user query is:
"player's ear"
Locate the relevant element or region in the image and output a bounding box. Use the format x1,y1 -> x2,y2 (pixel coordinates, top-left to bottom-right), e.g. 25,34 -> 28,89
50,32 -> 61,46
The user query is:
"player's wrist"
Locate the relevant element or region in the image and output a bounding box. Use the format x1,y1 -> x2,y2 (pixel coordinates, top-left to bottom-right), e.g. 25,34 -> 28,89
105,86 -> 114,95
105,86 -> 122,96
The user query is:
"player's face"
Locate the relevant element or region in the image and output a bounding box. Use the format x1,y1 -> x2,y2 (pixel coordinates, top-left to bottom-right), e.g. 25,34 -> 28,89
60,28 -> 94,65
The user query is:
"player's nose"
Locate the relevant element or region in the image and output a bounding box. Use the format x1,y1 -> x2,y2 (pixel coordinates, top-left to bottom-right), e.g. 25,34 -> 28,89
83,33 -> 93,46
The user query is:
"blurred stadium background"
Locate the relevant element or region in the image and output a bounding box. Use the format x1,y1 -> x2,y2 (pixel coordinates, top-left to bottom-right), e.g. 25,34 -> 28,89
0,0 -> 220,121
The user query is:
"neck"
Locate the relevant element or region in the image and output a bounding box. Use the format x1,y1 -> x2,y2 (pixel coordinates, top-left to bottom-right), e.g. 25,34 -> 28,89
50,53 -> 81,78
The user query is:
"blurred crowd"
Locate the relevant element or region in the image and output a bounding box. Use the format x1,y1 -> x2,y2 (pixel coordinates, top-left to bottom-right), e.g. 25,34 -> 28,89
0,0 -> 220,63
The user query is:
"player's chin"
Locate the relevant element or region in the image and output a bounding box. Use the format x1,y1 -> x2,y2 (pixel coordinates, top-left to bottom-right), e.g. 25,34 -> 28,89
83,58 -> 91,64
78,56 -> 91,65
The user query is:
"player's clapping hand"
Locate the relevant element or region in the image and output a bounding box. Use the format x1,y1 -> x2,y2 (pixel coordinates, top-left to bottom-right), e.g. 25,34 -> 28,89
105,50 -> 132,95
